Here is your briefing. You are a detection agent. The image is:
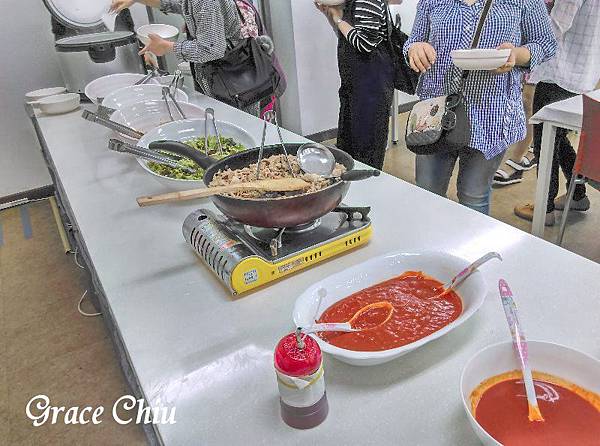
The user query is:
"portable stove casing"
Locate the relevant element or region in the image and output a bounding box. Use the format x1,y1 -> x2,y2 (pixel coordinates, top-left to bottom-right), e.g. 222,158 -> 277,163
183,208 -> 372,295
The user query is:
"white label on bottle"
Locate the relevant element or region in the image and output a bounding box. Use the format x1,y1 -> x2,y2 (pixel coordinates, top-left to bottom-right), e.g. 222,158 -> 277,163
275,366 -> 325,408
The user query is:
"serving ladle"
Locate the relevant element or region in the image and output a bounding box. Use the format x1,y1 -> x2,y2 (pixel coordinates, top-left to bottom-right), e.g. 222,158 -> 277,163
431,251 -> 502,299
301,301 -> 394,335
297,142 -> 381,182
297,142 -> 337,176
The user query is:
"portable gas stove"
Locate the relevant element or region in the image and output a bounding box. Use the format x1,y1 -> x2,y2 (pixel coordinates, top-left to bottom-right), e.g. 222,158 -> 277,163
182,206 -> 372,295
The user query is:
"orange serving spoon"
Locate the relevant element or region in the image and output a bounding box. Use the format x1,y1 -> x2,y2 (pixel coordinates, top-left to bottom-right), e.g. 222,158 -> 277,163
302,301 -> 394,335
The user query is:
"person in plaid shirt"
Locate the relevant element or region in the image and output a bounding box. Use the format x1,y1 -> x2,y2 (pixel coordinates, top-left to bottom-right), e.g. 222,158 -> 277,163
515,0 -> 600,226
404,0 -> 556,215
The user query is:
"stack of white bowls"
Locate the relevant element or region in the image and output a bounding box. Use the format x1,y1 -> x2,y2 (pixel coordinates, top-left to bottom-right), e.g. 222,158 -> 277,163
25,87 -> 80,115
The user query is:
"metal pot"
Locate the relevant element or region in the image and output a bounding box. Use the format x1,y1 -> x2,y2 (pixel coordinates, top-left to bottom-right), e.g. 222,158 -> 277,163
149,142 -> 356,228
55,31 -> 144,93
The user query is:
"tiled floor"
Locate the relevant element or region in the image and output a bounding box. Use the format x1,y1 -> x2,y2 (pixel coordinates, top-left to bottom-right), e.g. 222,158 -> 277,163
0,201 -> 146,445
381,114 -> 600,263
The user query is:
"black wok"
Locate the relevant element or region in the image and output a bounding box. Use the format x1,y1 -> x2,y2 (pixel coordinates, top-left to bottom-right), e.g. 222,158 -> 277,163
149,141 -> 377,228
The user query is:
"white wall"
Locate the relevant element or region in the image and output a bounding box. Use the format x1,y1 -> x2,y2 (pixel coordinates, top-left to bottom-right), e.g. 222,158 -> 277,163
267,1 -> 340,136
0,3 -> 150,199
0,0 -> 59,197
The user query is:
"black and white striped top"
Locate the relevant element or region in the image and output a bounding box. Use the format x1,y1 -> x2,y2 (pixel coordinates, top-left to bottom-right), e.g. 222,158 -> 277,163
346,0 -> 388,53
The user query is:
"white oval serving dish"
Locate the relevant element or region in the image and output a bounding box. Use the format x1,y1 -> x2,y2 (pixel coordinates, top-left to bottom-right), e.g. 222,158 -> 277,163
293,250 -> 488,366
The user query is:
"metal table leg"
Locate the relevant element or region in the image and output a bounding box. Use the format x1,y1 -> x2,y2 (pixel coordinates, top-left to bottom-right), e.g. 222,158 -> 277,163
391,90 -> 399,145
532,122 -> 557,237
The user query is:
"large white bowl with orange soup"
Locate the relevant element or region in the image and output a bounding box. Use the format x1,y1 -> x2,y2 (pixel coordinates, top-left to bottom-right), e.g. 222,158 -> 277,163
292,251 -> 488,366
461,341 -> 600,446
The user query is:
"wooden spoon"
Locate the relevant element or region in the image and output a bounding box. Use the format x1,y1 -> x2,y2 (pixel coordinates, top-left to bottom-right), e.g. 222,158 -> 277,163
137,177 -> 311,207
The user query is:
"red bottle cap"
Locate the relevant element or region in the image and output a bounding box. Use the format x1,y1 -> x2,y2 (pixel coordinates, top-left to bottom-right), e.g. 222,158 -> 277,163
274,332 -> 322,377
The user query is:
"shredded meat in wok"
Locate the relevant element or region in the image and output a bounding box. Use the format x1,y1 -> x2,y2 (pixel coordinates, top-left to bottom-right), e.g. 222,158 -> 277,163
209,154 -> 347,199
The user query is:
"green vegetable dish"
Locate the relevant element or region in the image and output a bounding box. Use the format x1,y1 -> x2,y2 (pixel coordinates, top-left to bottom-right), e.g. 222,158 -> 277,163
146,136 -> 246,180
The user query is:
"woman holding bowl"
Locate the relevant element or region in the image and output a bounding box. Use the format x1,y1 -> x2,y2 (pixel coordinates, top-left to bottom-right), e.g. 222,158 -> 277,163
316,0 -> 395,170
110,0 -> 268,114
404,0 -> 557,215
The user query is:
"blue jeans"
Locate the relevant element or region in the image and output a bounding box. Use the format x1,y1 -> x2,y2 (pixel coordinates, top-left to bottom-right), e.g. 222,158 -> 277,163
415,148 -> 504,215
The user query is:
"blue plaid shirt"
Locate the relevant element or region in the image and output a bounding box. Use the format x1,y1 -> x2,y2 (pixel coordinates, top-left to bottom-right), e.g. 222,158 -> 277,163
404,0 -> 557,159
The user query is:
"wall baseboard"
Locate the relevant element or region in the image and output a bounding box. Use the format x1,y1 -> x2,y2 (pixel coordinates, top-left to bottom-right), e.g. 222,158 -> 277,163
304,101 -> 415,143
306,128 -> 338,143
0,185 -> 55,207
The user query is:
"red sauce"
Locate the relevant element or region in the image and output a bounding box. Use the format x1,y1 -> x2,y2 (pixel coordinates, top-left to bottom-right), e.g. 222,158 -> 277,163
317,271 -> 462,351
472,371 -> 600,446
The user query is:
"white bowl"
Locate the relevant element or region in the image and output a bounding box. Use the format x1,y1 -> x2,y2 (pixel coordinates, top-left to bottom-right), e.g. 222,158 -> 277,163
25,87 -> 67,102
85,73 -> 159,104
293,251 -> 488,366
31,93 -> 80,115
451,49 -> 511,71
135,118 -> 258,189
461,341 -> 600,446
110,100 -> 205,141
136,24 -> 179,41
102,84 -> 188,110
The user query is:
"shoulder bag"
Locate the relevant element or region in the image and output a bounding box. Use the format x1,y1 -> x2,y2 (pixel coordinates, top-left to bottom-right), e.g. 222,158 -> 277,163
405,0 -> 493,155
201,3 -> 281,109
385,7 -> 419,95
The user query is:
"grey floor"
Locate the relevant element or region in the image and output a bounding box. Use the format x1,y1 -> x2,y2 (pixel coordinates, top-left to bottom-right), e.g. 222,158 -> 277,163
377,114 -> 598,263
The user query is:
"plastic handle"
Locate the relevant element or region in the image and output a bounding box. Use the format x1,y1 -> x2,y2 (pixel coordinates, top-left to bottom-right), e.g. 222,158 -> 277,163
148,140 -> 217,170
498,279 -> 544,422
449,251 -> 502,290
302,322 -> 355,334
339,169 -> 381,182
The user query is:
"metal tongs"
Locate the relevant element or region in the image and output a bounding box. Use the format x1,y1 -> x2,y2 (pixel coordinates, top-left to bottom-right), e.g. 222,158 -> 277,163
204,108 -> 224,157
161,70 -> 186,121
256,98 -> 295,180
134,67 -> 170,85
108,138 -> 195,174
82,109 -> 144,140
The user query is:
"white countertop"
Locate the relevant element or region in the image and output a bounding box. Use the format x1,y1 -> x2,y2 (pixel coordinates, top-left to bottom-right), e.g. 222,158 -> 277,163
34,92 -> 600,445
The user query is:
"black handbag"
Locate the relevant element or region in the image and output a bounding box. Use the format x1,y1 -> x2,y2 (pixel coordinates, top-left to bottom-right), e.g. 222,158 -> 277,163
201,6 -> 281,109
405,0 -> 493,155
385,9 -> 419,95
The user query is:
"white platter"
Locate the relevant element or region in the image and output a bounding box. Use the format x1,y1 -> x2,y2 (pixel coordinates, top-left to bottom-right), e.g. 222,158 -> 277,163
101,84 -> 188,111
461,341 -> 600,446
293,250 -> 488,366
85,73 -> 159,104
110,100 -> 205,141
451,49 -> 511,71
135,118 -> 258,190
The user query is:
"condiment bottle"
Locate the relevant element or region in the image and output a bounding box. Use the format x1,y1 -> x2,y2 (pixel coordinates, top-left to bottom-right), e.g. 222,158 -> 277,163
274,329 -> 329,429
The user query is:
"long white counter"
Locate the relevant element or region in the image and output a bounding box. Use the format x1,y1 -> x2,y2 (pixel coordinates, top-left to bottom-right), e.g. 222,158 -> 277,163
31,92 -> 600,445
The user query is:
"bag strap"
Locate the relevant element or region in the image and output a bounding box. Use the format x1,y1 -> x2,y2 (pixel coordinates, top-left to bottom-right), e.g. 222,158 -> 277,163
234,0 -> 247,25
462,0 -> 494,82
470,0 -> 494,49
